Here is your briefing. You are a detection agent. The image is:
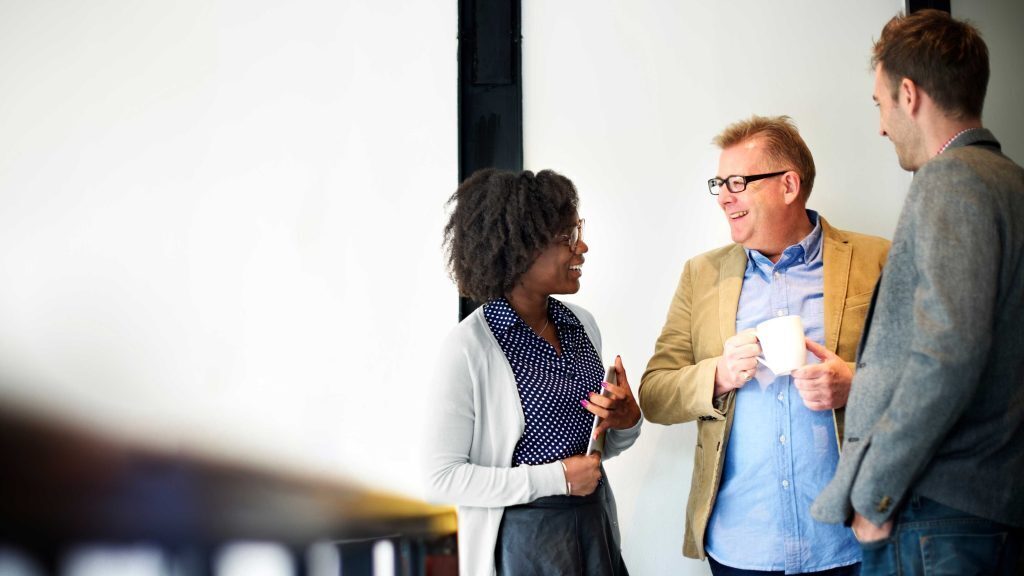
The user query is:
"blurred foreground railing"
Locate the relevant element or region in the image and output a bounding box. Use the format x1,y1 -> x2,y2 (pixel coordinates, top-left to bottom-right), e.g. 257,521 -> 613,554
0,405 -> 457,576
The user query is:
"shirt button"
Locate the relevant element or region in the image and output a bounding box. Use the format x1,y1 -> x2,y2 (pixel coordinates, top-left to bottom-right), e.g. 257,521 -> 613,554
782,480 -> 790,488
777,393 -> 784,401
776,310 -> 785,317
773,272 -> 780,279
779,435 -> 786,444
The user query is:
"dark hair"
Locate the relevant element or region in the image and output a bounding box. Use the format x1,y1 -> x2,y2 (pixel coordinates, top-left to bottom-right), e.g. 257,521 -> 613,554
443,168 -> 579,302
712,115 -> 816,202
872,9 -> 989,119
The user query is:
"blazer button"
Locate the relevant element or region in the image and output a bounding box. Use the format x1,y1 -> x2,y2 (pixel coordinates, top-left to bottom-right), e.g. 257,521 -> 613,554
876,495 -> 892,513
857,362 -> 867,369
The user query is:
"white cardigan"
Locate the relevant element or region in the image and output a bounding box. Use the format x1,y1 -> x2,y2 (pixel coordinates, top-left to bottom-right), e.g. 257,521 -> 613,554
423,301 -> 642,576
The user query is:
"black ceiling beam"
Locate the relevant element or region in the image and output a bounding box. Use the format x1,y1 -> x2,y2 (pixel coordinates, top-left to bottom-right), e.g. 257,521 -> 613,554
457,0 -> 523,320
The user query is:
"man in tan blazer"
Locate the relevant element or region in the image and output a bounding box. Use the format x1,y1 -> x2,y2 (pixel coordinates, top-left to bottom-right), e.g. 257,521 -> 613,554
639,115 -> 890,575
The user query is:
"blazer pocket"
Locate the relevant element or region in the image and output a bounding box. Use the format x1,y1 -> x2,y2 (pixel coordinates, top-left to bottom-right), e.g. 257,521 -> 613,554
839,291 -> 876,354
843,290 -> 875,311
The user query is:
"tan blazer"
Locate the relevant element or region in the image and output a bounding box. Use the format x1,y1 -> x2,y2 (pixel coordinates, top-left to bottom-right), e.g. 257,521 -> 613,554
639,216 -> 889,560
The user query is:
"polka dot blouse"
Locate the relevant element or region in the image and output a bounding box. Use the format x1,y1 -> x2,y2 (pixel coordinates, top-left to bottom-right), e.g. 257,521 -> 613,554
483,297 -> 605,467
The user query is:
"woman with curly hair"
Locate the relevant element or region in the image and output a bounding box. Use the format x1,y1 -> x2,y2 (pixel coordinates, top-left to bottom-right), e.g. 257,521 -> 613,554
424,168 -> 642,576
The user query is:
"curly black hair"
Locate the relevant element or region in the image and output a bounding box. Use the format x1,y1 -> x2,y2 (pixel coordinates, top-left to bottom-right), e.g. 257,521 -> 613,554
443,168 -> 579,302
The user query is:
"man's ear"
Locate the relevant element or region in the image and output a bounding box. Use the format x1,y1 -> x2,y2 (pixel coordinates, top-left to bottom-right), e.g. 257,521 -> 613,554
781,171 -> 802,205
900,77 -> 920,116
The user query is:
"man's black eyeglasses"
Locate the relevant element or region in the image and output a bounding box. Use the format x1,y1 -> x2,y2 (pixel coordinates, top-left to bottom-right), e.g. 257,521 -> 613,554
707,171 -> 789,195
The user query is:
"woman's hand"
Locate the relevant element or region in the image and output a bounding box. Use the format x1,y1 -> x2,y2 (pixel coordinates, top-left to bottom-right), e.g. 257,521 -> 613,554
561,453 -> 602,496
584,355 -> 642,439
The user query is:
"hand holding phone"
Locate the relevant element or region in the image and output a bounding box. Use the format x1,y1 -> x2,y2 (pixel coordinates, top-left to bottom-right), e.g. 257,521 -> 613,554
583,356 -> 641,455
585,365 -> 617,455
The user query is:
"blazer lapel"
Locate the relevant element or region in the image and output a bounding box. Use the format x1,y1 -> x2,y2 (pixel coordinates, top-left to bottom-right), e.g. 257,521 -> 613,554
819,217 -> 855,451
822,219 -> 852,353
718,245 -> 747,346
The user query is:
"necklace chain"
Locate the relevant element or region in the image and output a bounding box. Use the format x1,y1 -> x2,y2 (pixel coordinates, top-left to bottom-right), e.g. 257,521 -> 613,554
533,316 -> 549,337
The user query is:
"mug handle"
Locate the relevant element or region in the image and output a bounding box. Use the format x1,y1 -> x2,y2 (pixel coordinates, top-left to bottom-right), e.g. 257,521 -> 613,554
752,330 -> 773,373
755,355 -> 777,374
753,330 -> 782,374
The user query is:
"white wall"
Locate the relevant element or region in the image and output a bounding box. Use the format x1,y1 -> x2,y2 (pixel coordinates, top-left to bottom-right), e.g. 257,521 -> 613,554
523,1 -> 1022,575
1,1 -> 1021,574
0,0 -> 457,494
957,0 -> 1024,162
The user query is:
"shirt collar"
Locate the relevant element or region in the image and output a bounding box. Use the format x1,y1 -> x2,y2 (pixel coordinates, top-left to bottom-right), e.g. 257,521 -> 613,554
745,209 -> 823,272
548,298 -> 582,328
484,297 -> 581,336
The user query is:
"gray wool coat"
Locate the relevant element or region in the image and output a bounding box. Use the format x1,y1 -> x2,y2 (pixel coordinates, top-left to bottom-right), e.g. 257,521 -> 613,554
812,129 -> 1024,529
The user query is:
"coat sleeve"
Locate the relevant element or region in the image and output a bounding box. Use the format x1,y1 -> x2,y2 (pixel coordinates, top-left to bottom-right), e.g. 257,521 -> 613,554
603,415 -> 642,460
422,329 -> 568,507
639,259 -> 725,425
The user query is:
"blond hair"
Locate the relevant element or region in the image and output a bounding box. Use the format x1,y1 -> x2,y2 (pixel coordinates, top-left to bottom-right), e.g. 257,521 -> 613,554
713,115 -> 816,202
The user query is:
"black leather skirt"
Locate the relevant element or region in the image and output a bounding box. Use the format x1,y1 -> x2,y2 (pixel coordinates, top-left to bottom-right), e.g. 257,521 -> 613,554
495,481 -> 629,576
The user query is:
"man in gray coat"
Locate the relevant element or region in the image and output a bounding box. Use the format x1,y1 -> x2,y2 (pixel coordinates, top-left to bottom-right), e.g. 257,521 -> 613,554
811,9 -> 1024,575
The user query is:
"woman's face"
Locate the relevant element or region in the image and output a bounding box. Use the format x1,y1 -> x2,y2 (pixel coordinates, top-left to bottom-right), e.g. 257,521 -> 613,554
516,217 -> 589,298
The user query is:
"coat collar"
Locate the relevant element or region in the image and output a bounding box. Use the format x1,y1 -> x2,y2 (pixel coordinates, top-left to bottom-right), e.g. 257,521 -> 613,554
944,127 -> 1000,153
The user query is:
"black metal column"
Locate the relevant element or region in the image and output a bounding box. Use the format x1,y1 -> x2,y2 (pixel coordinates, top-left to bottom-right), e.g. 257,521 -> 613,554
907,0 -> 950,13
456,0 -> 523,321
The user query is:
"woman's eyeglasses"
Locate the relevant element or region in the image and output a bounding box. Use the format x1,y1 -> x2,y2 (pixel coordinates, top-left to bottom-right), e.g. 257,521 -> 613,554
556,219 -> 585,253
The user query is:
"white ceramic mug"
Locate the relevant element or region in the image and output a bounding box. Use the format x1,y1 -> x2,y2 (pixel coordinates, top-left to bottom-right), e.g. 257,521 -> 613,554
754,315 -> 806,376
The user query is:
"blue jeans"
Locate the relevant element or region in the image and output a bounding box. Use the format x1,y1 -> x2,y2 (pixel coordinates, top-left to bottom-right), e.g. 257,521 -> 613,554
859,494 -> 1023,576
707,556 -> 859,576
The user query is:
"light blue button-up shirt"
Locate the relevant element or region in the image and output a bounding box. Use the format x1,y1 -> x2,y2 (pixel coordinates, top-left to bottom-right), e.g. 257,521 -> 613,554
705,211 -> 860,573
